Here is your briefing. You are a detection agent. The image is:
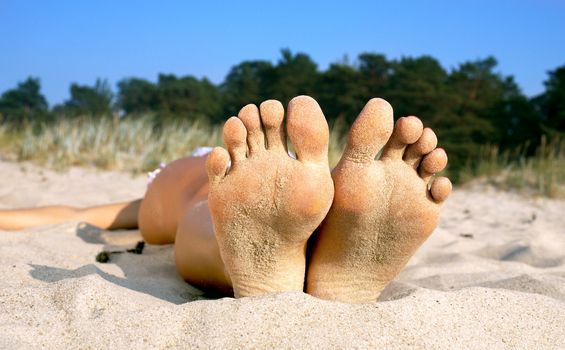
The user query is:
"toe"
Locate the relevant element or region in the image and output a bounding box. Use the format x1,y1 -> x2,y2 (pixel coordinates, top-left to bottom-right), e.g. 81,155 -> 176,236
259,99 -> 287,153
342,98 -> 394,163
419,148 -> 448,182
381,116 -> 423,160
238,104 -> 265,155
223,117 -> 247,166
404,128 -> 438,169
206,147 -> 231,184
286,95 -> 329,164
430,176 -> 452,203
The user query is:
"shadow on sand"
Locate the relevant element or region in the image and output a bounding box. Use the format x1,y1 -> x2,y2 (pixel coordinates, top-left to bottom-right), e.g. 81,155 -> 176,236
28,223 -> 215,304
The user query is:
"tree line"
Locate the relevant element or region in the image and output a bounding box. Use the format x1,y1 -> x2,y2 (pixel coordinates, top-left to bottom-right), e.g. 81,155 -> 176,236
1,49 -> 564,173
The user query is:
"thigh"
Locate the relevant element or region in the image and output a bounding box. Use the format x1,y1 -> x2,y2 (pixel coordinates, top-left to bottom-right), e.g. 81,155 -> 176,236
138,156 -> 208,244
174,193 -> 233,295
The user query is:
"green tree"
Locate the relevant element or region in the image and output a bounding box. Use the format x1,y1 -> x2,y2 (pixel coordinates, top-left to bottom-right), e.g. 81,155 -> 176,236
358,53 -> 392,99
117,78 -> 159,115
443,57 -> 542,170
490,81 -> 541,148
156,74 -> 222,121
317,62 -> 365,124
56,79 -> 114,117
0,77 -> 49,123
267,49 -> 319,104
386,56 -> 451,120
221,60 -> 274,118
534,65 -> 565,133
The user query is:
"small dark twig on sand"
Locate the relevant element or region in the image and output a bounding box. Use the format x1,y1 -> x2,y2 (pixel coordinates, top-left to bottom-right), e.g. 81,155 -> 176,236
96,241 -> 146,263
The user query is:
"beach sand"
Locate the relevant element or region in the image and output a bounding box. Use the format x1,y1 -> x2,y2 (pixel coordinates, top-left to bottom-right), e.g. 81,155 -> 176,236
1,160 -> 564,349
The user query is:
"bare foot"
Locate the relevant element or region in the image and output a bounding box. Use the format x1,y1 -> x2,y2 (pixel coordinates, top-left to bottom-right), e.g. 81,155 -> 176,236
206,96 -> 334,297
306,98 -> 452,303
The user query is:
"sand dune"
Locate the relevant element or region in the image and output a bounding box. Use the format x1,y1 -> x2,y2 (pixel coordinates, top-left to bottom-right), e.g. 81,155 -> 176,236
1,161 -> 564,349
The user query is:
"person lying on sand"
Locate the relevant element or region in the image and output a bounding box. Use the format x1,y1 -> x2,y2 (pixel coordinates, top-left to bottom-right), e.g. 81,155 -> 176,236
0,96 -> 451,303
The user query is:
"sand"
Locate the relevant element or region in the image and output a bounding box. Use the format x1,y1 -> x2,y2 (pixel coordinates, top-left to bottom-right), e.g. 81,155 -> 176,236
1,160 -> 564,349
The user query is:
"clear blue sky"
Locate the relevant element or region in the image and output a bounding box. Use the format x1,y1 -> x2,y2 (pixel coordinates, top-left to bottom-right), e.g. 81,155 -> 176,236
1,0 -> 564,106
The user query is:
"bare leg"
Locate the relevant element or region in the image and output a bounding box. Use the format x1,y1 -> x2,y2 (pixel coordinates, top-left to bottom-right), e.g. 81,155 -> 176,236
174,194 -> 233,295
0,157 -> 208,236
139,159 -> 233,294
0,153 -> 229,292
0,200 -> 140,231
138,156 -> 209,244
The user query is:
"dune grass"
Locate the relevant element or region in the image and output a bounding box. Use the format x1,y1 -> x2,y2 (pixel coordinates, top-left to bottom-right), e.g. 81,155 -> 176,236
458,136 -> 565,197
0,117 -> 223,172
0,116 -> 347,173
0,117 -> 563,197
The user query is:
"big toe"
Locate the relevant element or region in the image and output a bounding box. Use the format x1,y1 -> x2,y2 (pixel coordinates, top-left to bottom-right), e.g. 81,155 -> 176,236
286,96 -> 329,164
342,98 -> 394,163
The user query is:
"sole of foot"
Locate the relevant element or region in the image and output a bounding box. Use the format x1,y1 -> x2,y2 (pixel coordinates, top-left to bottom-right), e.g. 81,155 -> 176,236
206,96 -> 334,297
306,98 -> 452,303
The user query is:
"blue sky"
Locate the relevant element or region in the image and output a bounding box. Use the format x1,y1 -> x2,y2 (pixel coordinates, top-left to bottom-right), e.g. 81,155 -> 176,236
1,0 -> 564,106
